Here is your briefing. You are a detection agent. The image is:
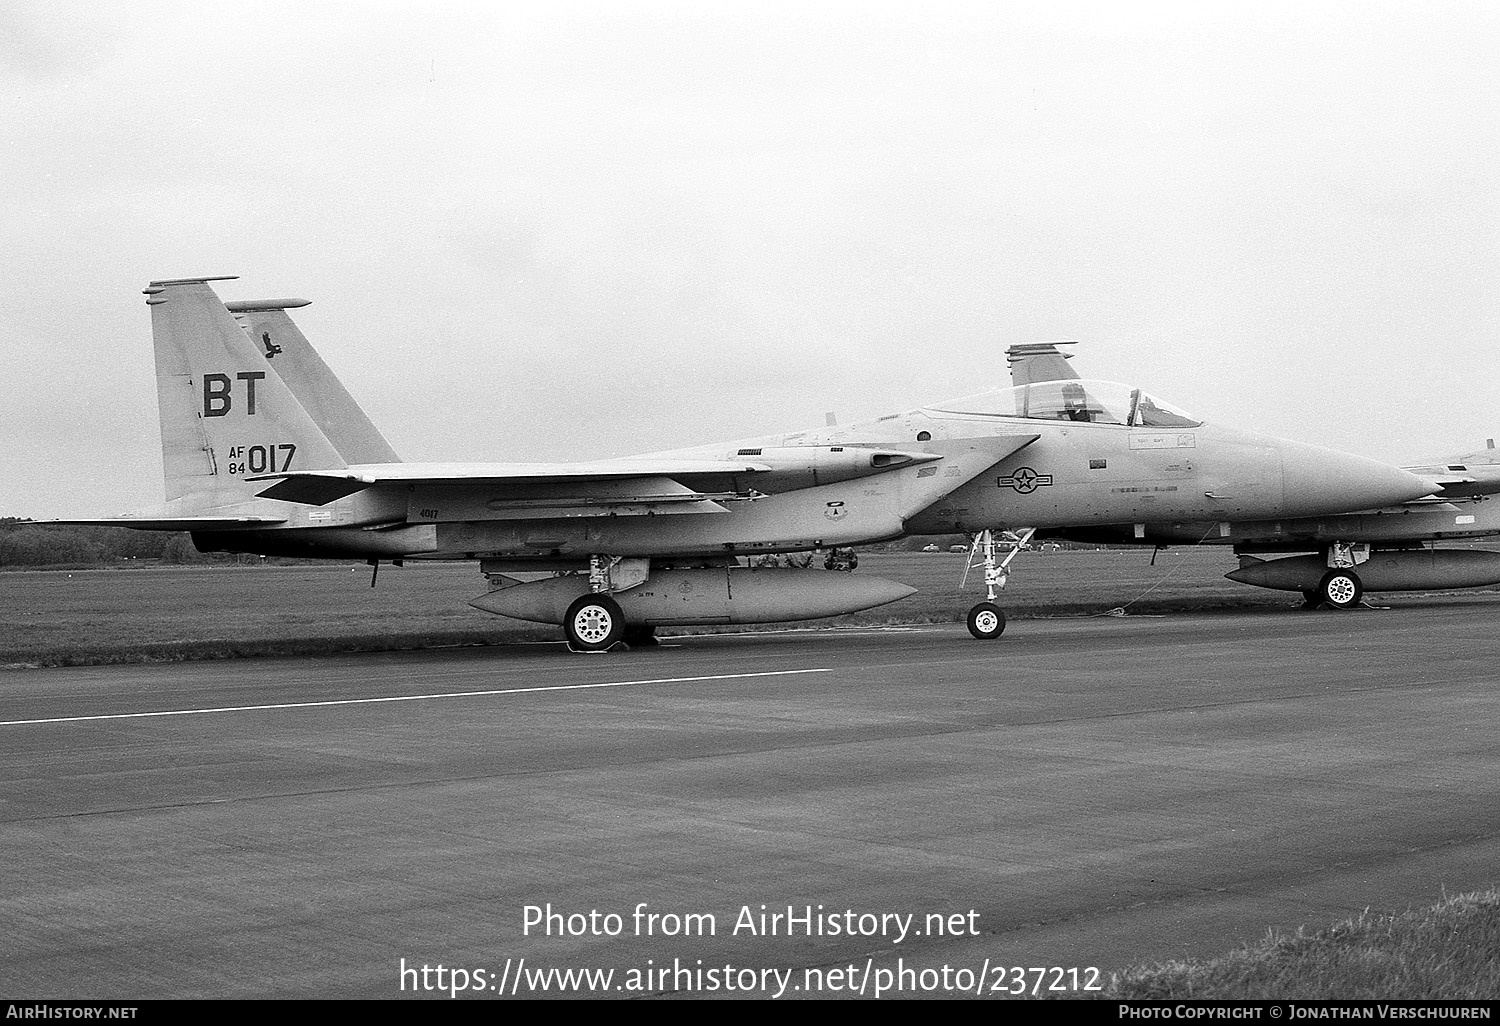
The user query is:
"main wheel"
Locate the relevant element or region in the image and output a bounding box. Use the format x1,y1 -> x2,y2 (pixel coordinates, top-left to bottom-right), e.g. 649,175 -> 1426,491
1318,569 -> 1363,610
966,602 -> 1006,640
563,594 -> 625,651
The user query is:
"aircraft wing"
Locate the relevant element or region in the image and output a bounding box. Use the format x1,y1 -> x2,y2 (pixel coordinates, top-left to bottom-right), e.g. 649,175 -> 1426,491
248,459 -> 778,507
248,447 -> 949,509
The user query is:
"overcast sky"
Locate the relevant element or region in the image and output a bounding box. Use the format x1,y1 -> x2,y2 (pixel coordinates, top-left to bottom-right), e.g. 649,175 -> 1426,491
3,0 -> 1497,518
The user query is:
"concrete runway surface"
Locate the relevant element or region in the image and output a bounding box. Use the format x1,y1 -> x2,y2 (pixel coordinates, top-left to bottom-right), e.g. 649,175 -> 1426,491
2,597 -> 1498,999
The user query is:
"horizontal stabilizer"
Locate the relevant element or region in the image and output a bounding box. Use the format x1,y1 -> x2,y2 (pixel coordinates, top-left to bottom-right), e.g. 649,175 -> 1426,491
42,515 -> 288,532
251,477 -> 370,505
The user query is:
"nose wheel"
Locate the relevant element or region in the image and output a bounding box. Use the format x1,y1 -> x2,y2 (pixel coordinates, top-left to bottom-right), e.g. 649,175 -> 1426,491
967,602 -> 1006,639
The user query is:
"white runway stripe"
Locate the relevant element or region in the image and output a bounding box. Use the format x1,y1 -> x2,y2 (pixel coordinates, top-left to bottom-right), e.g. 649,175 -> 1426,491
0,668 -> 833,727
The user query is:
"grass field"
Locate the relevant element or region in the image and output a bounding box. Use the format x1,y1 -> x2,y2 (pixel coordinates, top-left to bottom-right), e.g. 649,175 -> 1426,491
1,547 -> 1490,666
0,548 -> 1274,665
1096,890 -> 1500,1000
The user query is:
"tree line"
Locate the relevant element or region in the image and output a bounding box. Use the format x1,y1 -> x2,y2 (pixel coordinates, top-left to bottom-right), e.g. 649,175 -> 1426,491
0,518 -> 244,567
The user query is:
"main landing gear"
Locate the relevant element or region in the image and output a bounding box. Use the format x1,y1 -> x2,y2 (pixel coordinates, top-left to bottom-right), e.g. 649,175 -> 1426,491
1315,567 -> 1363,610
962,528 -> 1034,640
558,556 -> 667,651
561,554 -> 647,652
1302,542 -> 1366,611
563,592 -> 625,652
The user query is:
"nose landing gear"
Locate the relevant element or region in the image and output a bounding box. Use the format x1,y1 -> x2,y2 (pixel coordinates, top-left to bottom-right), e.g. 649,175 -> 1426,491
963,528 -> 1034,639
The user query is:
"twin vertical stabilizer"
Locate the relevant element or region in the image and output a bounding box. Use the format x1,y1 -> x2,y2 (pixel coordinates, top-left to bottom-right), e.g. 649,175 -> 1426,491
226,299 -> 402,465
145,278 -> 348,510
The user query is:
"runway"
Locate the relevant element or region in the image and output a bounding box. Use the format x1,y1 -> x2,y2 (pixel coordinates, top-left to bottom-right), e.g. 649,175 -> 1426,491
2,597 -> 1499,998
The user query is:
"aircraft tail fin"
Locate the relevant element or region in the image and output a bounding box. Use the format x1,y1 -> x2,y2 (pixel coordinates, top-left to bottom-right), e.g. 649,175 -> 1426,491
145,277 -> 347,508
1453,438 -> 1499,467
1007,340 -> 1080,386
226,299 -> 402,464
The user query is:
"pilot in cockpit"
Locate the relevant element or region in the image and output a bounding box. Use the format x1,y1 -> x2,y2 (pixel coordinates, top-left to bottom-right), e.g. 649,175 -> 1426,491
1060,382 -> 1093,422
1131,391 -> 1196,428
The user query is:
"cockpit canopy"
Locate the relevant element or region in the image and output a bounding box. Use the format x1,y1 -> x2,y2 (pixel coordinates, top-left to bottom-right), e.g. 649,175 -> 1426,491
925,379 -> 1201,428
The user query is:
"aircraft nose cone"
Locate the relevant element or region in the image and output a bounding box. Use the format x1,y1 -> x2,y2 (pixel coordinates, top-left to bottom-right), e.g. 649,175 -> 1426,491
1281,441 -> 1435,516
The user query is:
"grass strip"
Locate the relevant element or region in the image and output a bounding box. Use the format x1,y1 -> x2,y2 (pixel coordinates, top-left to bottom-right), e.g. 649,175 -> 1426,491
1093,890 -> 1500,1000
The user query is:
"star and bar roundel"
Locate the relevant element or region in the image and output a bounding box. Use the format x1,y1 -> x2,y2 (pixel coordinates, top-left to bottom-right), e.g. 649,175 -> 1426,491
997,467 -> 1054,493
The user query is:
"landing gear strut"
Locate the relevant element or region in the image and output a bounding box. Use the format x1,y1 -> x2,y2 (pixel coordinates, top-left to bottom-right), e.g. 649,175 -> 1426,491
561,554 -> 634,652
962,528 -> 1034,640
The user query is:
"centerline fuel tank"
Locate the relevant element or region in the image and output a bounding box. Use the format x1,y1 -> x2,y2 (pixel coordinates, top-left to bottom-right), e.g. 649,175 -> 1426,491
469,567 -> 916,626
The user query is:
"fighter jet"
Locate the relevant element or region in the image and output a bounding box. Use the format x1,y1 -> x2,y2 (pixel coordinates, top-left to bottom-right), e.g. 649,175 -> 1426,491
1006,343 -> 1500,610
54,278 -> 1438,648
1220,441 -> 1500,607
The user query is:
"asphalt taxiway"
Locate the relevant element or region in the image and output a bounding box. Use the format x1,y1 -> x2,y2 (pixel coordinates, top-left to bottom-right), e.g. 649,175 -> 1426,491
2,597 -> 1498,998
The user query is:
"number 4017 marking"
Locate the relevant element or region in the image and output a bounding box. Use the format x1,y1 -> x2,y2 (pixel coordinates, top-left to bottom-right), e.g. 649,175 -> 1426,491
226,443 -> 297,476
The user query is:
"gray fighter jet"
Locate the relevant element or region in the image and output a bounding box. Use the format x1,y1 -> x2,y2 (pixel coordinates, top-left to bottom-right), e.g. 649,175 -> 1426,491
1006,342 -> 1500,610
55,278 -> 1438,648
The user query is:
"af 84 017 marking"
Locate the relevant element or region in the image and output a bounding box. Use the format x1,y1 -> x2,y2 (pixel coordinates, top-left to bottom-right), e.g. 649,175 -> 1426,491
224,443 -> 296,476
